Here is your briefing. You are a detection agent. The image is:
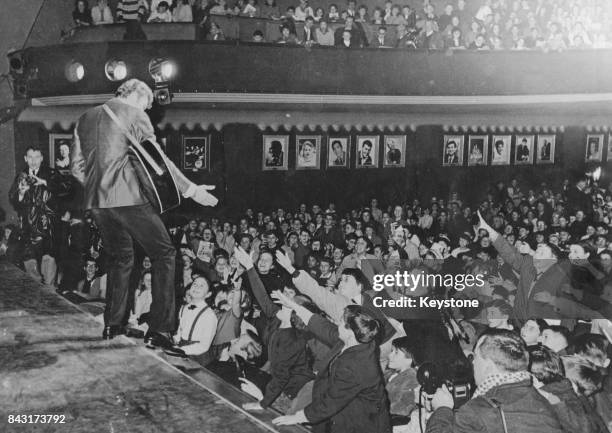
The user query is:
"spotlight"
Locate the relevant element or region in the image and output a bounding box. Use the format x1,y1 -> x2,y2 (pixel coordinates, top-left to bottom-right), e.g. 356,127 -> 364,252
65,60 -> 85,82
154,87 -> 172,105
105,59 -> 127,81
149,58 -> 176,83
8,50 -> 24,75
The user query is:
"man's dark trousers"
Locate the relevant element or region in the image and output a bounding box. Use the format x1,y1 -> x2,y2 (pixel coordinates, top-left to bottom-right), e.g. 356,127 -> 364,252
91,203 -> 176,332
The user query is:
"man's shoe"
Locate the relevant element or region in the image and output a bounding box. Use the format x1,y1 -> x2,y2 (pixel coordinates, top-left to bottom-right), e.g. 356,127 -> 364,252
102,325 -> 126,340
144,331 -> 173,349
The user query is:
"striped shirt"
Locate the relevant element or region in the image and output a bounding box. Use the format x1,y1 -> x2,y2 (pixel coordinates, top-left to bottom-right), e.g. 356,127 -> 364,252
117,0 -> 146,21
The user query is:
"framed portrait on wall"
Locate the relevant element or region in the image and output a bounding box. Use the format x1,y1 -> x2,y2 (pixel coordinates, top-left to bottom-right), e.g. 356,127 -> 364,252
356,136 -> 379,168
536,135 -> 555,164
442,135 -> 464,166
607,136 -> 612,162
383,135 -> 406,167
327,137 -> 350,168
467,135 -> 488,166
586,134 -> 604,162
262,135 -> 289,171
491,135 -> 511,165
182,136 -> 210,171
296,135 -> 321,170
514,135 -> 534,165
49,133 -> 73,173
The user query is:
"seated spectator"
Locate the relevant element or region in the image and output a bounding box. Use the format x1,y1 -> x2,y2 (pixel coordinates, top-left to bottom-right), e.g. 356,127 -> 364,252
277,25 -> 300,44
128,270 -> 152,336
91,0 -> 113,25
241,0 -> 259,18
302,16 -> 316,44
279,7 -> 297,34
529,346 -> 604,433
234,248 -> 316,412
426,329 -> 564,433
166,276 -> 218,365
148,1 -> 172,22
520,318 -> 548,351
293,0 -> 313,22
542,325 -> 570,354
385,336 -> 420,419
370,26 -> 392,48
252,30 -> 265,42
355,5 -> 368,23
315,19 -> 334,46
385,5 -> 404,26
419,20 -> 444,49
173,0 -> 194,22
327,4 -> 339,22
73,0 -> 93,27
206,21 -> 226,40
116,0 -> 148,22
75,256 -> 107,299
371,7 -> 383,25
259,0 -> 279,19
446,27 -> 466,49
210,0 -> 231,15
313,7 -> 324,23
270,292 -> 391,432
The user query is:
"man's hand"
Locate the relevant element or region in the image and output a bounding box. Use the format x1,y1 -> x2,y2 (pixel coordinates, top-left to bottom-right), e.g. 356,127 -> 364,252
274,250 -> 295,274
271,290 -> 298,309
239,378 -> 263,400
191,184 -> 218,207
30,175 -> 47,187
233,246 -> 254,270
431,384 -> 454,410
242,402 -> 264,411
272,411 -> 308,426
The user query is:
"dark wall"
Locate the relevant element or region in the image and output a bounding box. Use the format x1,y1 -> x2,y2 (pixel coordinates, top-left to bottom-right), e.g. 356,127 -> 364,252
15,120 -> 606,217
20,42 -> 612,98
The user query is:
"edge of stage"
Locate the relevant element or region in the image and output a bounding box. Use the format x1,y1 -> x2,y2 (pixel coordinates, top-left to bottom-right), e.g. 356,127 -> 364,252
0,261 -> 309,433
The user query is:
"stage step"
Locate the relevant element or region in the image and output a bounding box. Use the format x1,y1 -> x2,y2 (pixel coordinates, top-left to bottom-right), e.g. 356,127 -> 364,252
0,262 -> 308,433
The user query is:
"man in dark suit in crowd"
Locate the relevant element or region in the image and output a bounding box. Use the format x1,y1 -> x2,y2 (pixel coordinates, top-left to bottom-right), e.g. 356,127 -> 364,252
71,79 -> 219,343
9,146 -> 73,284
427,329 -> 565,433
370,26 -> 393,47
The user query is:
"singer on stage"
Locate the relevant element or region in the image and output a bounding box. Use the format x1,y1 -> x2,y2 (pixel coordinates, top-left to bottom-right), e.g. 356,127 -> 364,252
71,79 -> 218,347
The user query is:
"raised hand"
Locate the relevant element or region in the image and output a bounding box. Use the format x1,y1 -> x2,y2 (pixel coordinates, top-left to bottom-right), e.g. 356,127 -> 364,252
233,246 -> 254,270
274,250 -> 294,273
270,290 -> 297,309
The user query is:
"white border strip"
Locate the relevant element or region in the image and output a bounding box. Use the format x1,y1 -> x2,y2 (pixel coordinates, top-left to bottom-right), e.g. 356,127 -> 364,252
31,92 -> 612,107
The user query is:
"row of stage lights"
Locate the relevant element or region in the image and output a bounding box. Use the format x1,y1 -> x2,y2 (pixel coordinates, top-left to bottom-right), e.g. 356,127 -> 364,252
64,58 -> 176,83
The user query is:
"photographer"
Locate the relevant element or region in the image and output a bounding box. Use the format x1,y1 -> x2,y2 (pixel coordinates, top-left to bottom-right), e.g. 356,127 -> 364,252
8,146 -> 73,284
426,329 -> 564,433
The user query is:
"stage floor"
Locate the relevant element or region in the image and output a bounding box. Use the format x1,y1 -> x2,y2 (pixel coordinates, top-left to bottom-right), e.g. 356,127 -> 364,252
0,262 -> 307,433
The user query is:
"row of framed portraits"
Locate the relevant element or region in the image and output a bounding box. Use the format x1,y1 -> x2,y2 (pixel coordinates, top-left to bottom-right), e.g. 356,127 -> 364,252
263,135 -> 406,170
442,134 -> 557,166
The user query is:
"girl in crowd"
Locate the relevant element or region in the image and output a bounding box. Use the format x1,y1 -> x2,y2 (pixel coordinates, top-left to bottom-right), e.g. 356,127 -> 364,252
128,270 -> 153,336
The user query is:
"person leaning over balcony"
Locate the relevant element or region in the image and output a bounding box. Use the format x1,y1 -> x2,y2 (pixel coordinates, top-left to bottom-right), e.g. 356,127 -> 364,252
91,0 -> 114,25
206,20 -> 226,40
